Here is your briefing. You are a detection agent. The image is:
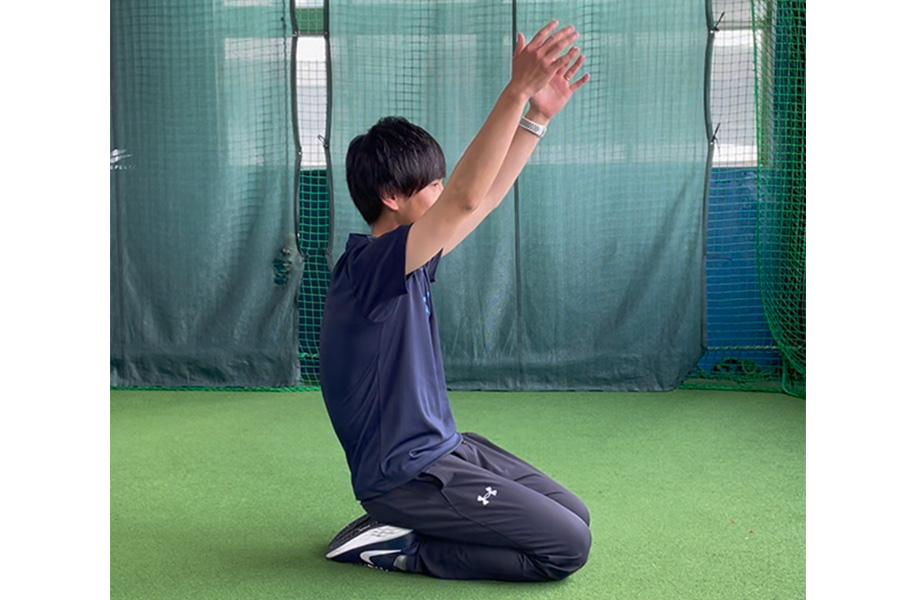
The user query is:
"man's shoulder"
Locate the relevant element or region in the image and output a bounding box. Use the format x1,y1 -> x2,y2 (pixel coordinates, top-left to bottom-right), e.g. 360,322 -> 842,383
341,232 -> 373,258
342,226 -> 409,259
331,233 -> 373,275
327,226 -> 413,316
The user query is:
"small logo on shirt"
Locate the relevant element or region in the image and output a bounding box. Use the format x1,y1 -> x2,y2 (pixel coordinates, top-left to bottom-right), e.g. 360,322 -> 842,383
477,486 -> 498,506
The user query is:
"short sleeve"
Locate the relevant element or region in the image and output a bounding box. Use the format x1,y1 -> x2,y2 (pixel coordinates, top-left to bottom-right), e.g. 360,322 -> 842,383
345,225 -> 411,319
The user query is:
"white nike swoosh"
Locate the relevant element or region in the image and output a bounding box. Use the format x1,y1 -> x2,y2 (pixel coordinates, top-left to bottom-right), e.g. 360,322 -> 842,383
360,549 -> 402,565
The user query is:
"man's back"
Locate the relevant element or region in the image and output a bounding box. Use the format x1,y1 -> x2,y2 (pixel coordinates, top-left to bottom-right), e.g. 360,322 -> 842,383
318,225 -> 461,502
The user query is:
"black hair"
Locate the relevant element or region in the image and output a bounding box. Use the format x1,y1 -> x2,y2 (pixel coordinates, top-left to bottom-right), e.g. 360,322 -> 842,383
345,116 -> 446,225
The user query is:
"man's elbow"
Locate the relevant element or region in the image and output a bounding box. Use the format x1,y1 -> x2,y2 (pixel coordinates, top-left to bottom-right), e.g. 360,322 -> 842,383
451,194 -> 480,215
442,185 -> 482,214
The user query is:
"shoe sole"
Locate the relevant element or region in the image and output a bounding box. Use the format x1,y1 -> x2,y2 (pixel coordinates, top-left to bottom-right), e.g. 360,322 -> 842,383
326,515 -> 373,554
325,524 -> 414,560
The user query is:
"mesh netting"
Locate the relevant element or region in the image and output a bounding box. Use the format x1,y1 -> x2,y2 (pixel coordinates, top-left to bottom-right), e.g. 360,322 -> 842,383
752,0 -> 805,396
110,0 -> 302,387
683,0 -> 782,390
681,0 -> 804,396
327,1 -> 712,391
294,4 -> 330,385
111,0 -> 805,393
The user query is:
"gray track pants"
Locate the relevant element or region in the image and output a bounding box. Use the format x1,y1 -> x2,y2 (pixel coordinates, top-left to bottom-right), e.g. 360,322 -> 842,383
361,432 -> 592,581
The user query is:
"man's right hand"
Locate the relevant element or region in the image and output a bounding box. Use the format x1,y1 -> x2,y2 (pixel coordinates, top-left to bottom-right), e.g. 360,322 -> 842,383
508,21 -> 581,101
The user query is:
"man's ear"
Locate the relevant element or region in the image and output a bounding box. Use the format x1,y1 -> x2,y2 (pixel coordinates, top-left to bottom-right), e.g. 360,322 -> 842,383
380,194 -> 400,212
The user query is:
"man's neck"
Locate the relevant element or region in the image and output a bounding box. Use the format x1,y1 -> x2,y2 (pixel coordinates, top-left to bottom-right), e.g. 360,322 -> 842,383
370,218 -> 401,238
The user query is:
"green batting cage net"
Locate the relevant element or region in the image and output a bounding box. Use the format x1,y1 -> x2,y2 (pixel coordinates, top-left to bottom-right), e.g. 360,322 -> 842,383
681,0 -> 805,396
110,0 -> 805,396
754,0 -> 805,396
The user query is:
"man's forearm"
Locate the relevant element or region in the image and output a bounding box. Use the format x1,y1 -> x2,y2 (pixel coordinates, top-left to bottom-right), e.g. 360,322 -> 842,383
483,108 -> 548,209
441,87 -> 529,213
436,108 -> 548,256
433,21 -> 578,215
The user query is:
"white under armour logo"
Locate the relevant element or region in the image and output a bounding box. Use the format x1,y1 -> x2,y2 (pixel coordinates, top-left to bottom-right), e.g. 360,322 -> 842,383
477,486 -> 498,505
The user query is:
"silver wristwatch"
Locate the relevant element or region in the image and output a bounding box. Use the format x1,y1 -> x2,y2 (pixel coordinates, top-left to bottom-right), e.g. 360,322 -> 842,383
518,116 -> 547,139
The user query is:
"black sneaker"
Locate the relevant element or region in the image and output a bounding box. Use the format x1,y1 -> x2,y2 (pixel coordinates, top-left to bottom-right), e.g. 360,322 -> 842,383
325,514 -> 418,571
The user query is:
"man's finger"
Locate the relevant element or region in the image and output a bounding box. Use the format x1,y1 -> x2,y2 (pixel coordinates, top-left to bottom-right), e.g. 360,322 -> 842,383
562,53 -> 586,80
541,26 -> 579,58
552,46 -> 580,70
528,20 -> 559,47
569,73 -> 590,92
514,32 -> 525,57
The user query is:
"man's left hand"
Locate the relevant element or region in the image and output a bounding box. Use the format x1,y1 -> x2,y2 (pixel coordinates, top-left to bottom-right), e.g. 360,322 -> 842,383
527,51 -> 590,121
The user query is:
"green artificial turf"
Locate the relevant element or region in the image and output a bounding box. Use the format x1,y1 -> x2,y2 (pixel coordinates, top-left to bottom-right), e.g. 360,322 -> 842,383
111,389 -> 805,599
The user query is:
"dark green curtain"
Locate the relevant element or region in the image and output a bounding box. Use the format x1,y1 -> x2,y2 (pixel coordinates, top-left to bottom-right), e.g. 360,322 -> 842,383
110,1 -> 301,387
328,1 -> 711,390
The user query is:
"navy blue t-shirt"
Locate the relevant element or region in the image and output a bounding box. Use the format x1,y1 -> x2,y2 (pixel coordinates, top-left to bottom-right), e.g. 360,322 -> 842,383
319,225 -> 462,501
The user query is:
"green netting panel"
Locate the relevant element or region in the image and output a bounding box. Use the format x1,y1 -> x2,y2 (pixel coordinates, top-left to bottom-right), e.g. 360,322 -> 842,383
111,1 -> 301,387
328,1 -> 710,390
753,0 -> 805,396
293,4 -> 329,385
110,0 -> 803,392
682,0 -> 783,391
297,170 -> 329,384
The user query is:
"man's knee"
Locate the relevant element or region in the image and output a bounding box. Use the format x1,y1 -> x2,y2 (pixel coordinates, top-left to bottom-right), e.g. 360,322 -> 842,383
536,519 -> 592,581
570,496 -> 591,527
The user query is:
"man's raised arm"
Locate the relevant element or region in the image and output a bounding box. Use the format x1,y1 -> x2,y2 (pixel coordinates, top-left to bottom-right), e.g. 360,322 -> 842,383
440,37 -> 590,257
405,21 -> 580,274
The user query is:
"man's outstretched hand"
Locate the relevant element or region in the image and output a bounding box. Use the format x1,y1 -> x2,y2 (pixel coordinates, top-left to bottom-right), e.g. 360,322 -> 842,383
507,21 -> 581,102
516,28 -> 590,122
